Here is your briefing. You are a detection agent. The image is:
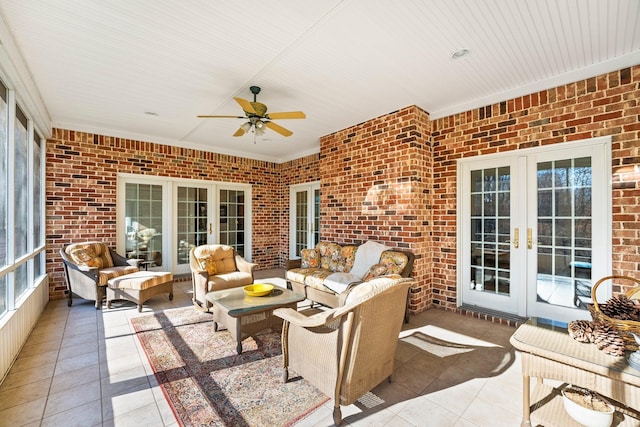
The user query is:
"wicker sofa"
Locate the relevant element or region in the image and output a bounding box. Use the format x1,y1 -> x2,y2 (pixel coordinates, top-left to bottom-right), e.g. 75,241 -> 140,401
286,241 -> 415,312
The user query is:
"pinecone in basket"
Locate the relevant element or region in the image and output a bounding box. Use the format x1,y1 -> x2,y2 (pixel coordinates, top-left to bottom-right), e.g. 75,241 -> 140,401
592,322 -> 626,357
599,295 -> 640,321
568,320 -> 597,343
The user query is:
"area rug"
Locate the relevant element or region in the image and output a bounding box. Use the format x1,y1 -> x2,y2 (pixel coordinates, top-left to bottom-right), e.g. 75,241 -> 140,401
131,307 -> 329,427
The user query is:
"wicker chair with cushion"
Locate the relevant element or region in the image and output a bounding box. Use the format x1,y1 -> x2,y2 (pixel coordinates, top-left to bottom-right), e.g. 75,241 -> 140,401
189,244 -> 258,311
60,242 -> 141,309
274,276 -> 414,426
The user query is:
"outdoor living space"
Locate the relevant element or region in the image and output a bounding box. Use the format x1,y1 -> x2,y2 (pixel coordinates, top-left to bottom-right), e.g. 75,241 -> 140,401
0,270 -> 524,427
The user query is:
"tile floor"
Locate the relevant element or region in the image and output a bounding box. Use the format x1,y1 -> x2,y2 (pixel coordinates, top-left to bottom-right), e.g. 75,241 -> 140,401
0,269 -> 528,426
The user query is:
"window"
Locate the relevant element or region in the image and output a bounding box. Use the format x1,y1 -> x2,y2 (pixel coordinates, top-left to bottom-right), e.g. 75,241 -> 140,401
0,78 -> 47,319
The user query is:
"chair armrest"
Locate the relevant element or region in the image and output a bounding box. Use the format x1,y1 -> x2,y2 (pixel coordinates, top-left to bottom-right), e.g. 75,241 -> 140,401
274,306 -> 349,328
235,255 -> 258,275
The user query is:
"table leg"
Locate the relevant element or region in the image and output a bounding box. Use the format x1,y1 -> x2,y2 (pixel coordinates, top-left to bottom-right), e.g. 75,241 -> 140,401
235,317 -> 242,354
521,374 -> 531,427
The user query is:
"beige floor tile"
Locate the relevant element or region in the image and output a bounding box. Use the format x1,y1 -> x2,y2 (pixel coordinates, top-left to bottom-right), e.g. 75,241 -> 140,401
391,362 -> 437,395
105,401 -> 164,426
50,364 -> 101,394
0,377 -> 51,412
102,387 -> 156,421
461,395 -> 522,427
9,348 -> 60,374
0,396 -> 47,426
100,365 -> 151,399
54,350 -> 100,376
40,398 -> 102,427
0,361 -> 56,390
396,396 -> 461,426
43,379 -> 102,417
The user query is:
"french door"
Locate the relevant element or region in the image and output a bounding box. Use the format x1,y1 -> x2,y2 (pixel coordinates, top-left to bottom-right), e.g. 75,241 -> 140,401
289,182 -> 320,258
118,175 -> 252,275
458,138 -> 611,323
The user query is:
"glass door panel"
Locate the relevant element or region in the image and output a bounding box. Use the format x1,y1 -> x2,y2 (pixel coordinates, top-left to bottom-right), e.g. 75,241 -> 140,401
219,189 -> 245,257
176,186 -> 208,267
125,183 -> 164,268
532,156 -> 594,317
462,160 -> 519,314
294,190 -> 309,258
313,188 -> 320,247
290,182 -> 321,258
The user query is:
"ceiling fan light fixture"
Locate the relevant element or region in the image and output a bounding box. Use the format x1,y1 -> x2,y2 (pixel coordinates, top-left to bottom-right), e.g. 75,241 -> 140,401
240,122 -> 252,132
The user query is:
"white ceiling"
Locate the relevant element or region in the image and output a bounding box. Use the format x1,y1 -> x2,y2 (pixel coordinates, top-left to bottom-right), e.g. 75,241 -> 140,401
0,0 -> 638,163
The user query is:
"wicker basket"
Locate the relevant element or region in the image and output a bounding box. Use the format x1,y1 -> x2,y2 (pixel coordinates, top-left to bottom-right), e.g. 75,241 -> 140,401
588,275 -> 640,351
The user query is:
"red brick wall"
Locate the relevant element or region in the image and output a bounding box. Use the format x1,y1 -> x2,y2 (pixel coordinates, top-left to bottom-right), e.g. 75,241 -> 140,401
46,129 -> 294,300
431,65 -> 640,309
319,106 -> 433,313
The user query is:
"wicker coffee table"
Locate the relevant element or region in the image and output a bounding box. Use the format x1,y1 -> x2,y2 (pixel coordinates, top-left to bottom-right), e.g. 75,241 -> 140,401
205,285 -> 305,354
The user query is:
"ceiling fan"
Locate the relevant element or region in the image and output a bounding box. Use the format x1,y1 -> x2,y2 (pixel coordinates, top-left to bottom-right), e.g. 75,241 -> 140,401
198,86 -> 305,137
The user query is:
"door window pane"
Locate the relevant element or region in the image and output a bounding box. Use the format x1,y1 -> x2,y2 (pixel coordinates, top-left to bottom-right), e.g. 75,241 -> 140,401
470,167 -> 511,296
219,189 -> 245,257
176,187 -> 205,265
313,188 -> 320,246
295,191 -> 308,258
125,183 -> 163,267
536,157 -> 592,309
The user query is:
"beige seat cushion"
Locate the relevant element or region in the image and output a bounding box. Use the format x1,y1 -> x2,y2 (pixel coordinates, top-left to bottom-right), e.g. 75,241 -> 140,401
98,265 -> 140,286
207,271 -> 253,290
108,271 -> 173,290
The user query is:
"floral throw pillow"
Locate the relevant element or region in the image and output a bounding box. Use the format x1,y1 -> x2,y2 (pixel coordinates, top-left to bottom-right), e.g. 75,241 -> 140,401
301,248 -> 320,268
362,263 -> 388,281
198,256 -> 218,275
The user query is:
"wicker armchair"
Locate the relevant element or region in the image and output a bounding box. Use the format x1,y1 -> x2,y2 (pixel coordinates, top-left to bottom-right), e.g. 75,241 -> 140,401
189,244 -> 258,311
274,277 -> 414,426
60,242 -> 140,309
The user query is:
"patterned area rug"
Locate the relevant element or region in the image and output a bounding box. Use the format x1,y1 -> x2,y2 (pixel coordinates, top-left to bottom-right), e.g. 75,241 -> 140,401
131,307 -> 329,427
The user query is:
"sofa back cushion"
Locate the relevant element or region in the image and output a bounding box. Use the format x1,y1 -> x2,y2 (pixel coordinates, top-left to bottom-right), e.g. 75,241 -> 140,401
193,245 -> 237,274
65,242 -> 113,269
313,242 -> 358,273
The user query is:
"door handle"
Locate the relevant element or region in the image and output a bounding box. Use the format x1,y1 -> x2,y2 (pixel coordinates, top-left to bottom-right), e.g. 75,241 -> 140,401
511,228 -> 519,249
209,223 -> 212,235
527,228 -> 533,249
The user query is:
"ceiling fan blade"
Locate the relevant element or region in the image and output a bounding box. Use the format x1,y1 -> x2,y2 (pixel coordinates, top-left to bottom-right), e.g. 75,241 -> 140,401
265,121 -> 293,137
266,111 -> 306,120
234,97 -> 256,115
232,127 -> 246,137
197,115 -> 245,118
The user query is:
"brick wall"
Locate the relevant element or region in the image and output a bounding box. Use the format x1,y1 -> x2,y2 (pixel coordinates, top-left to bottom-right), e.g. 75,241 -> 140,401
319,106 -> 433,313
430,65 -> 640,309
45,130 -> 304,300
